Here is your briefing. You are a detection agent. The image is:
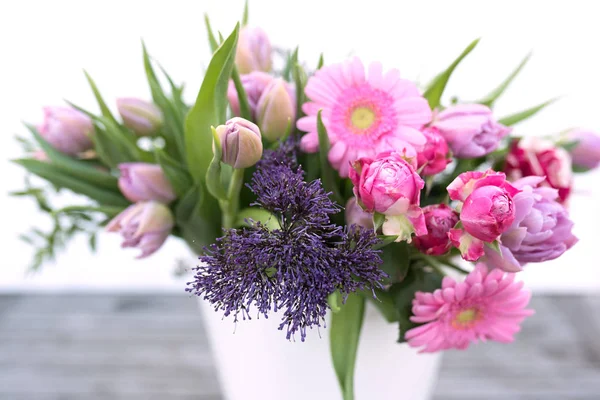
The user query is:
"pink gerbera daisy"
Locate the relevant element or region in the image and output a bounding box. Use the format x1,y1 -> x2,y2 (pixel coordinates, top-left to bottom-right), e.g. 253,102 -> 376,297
297,57 -> 432,177
405,264 -> 534,353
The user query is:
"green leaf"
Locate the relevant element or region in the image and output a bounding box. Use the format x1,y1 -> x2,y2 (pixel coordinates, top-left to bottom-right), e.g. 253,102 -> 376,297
373,212 -> 386,232
185,23 -> 240,183
25,124 -> 119,191
231,66 -> 253,120
88,233 -> 97,252
13,159 -> 129,207
204,13 -> 219,53
369,289 -> 400,322
317,53 -> 325,70
330,292 -> 365,400
423,38 -> 480,110
241,0 -> 249,25
205,127 -> 228,201
316,110 -> 343,203
498,98 -> 559,126
573,164 -> 594,174
235,207 -> 280,230
485,240 -> 502,255
380,241 -> 411,283
83,70 -> 119,126
52,205 -> 125,218
292,61 -> 308,122
327,290 -> 342,313
156,149 -> 194,197
374,235 -> 399,250
558,139 -> 579,152
477,52 -> 532,107
176,184 -> 221,253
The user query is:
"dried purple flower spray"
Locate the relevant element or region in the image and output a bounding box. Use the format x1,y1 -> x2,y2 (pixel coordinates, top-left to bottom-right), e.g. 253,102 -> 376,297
187,141 -> 386,341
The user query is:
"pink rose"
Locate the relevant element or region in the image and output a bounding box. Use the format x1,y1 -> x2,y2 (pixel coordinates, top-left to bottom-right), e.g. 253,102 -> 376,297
413,204 -> 459,255
416,127 -> 451,176
431,104 -> 510,158
505,137 -> 572,203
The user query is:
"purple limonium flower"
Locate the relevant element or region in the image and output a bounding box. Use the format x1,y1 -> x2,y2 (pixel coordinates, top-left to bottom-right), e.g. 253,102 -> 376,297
187,141 -> 386,341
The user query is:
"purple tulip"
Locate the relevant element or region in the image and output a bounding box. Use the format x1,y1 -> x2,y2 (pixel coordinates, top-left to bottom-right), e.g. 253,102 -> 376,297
116,98 -> 163,136
565,129 -> 600,170
216,117 -> 263,169
431,104 -> 510,158
484,176 -> 578,272
345,197 -> 374,229
106,202 -> 174,258
235,27 -> 272,74
118,163 -> 176,204
37,106 -> 94,155
227,71 -> 274,119
256,79 -> 296,141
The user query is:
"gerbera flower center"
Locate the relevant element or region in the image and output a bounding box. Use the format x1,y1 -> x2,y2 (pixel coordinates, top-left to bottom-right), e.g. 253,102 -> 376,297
452,308 -> 481,329
350,106 -> 376,132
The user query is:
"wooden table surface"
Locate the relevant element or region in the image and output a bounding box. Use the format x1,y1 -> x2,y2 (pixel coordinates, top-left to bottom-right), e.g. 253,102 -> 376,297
0,294 -> 598,400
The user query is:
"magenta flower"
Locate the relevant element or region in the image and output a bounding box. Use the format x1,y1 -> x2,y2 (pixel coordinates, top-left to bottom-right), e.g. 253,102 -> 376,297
297,57 -> 432,177
447,170 -> 520,261
216,117 -> 263,169
235,27 -> 272,74
406,264 -> 534,353
118,163 -> 176,204
37,106 -> 94,155
116,98 -> 162,136
256,79 -> 296,142
350,151 -> 426,242
431,104 -> 510,158
227,71 -> 274,119
413,204 -> 459,256
565,129 -> 600,169
345,197 -> 374,229
416,127 -> 451,176
106,202 -> 174,258
505,137 -> 573,204
484,176 -> 578,272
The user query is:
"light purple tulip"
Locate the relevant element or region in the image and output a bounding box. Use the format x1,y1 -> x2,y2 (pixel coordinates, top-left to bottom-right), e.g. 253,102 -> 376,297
118,163 -> 176,204
227,71 -> 274,119
106,202 -> 174,258
37,106 -> 94,155
484,176 -> 578,272
256,79 -> 296,141
565,129 -> 600,169
345,197 -> 374,229
235,27 -> 272,74
116,98 -> 163,136
216,117 -> 263,169
431,104 -> 510,158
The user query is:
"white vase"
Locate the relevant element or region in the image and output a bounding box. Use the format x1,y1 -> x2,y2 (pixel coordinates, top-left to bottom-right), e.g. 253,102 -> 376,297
198,299 -> 442,400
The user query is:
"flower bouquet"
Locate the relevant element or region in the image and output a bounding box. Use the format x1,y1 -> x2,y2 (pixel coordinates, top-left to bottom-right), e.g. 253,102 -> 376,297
11,3 -> 600,399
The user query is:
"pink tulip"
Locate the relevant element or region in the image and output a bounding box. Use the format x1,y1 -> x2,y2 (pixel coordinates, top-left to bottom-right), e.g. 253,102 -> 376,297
235,27 -> 272,74
345,197 -> 374,229
564,129 -> 600,170
106,202 -> 174,258
227,71 -> 274,119
118,163 -> 176,204
37,106 -> 94,155
216,118 -> 263,169
413,204 -> 458,255
256,79 -> 296,141
416,127 -> 451,176
431,104 -> 510,158
116,98 -> 163,136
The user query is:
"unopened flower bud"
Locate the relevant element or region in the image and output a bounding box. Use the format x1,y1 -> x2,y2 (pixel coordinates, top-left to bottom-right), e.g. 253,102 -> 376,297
235,27 -> 272,74
216,117 -> 263,169
37,106 -> 94,155
116,98 -> 163,136
256,79 -> 296,141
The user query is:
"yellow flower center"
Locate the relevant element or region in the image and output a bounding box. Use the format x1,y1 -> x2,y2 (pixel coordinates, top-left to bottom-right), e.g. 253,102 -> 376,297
350,106 -> 376,132
452,308 -> 480,329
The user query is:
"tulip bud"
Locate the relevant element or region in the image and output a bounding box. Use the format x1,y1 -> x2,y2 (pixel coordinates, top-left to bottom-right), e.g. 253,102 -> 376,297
564,129 -> 600,170
345,197 -> 374,229
216,117 -> 263,169
106,202 -> 174,258
118,163 -> 176,204
37,106 -> 94,155
116,98 -> 163,136
227,71 -> 274,118
256,79 -> 296,141
235,27 -> 272,74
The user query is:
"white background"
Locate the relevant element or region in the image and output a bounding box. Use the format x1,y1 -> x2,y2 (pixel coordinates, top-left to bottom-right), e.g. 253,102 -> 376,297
0,0 -> 599,292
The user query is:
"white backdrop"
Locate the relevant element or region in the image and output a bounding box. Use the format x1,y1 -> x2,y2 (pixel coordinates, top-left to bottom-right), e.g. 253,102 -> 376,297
1,0 -> 599,292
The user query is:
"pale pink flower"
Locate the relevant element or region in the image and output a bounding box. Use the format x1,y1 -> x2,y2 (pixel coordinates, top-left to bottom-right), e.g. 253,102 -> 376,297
297,57 -> 432,177
406,264 -> 534,353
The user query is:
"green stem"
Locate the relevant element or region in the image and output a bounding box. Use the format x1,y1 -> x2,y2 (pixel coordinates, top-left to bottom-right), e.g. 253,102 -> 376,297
437,258 -> 470,274
222,168 -> 245,229
416,254 -> 446,277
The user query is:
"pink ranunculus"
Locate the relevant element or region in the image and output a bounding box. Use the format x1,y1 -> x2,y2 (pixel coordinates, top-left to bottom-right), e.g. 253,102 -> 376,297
350,151 -> 426,242
505,137 -> 573,203
116,98 -> 162,136
106,202 -> 174,258
345,197 -> 374,229
406,264 -> 534,353
413,204 -> 459,256
37,106 -> 95,155
564,129 -> 600,170
118,163 -> 176,204
431,104 -> 510,158
227,71 -> 274,119
256,79 -> 296,142
416,127 -> 451,176
235,27 -> 272,74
